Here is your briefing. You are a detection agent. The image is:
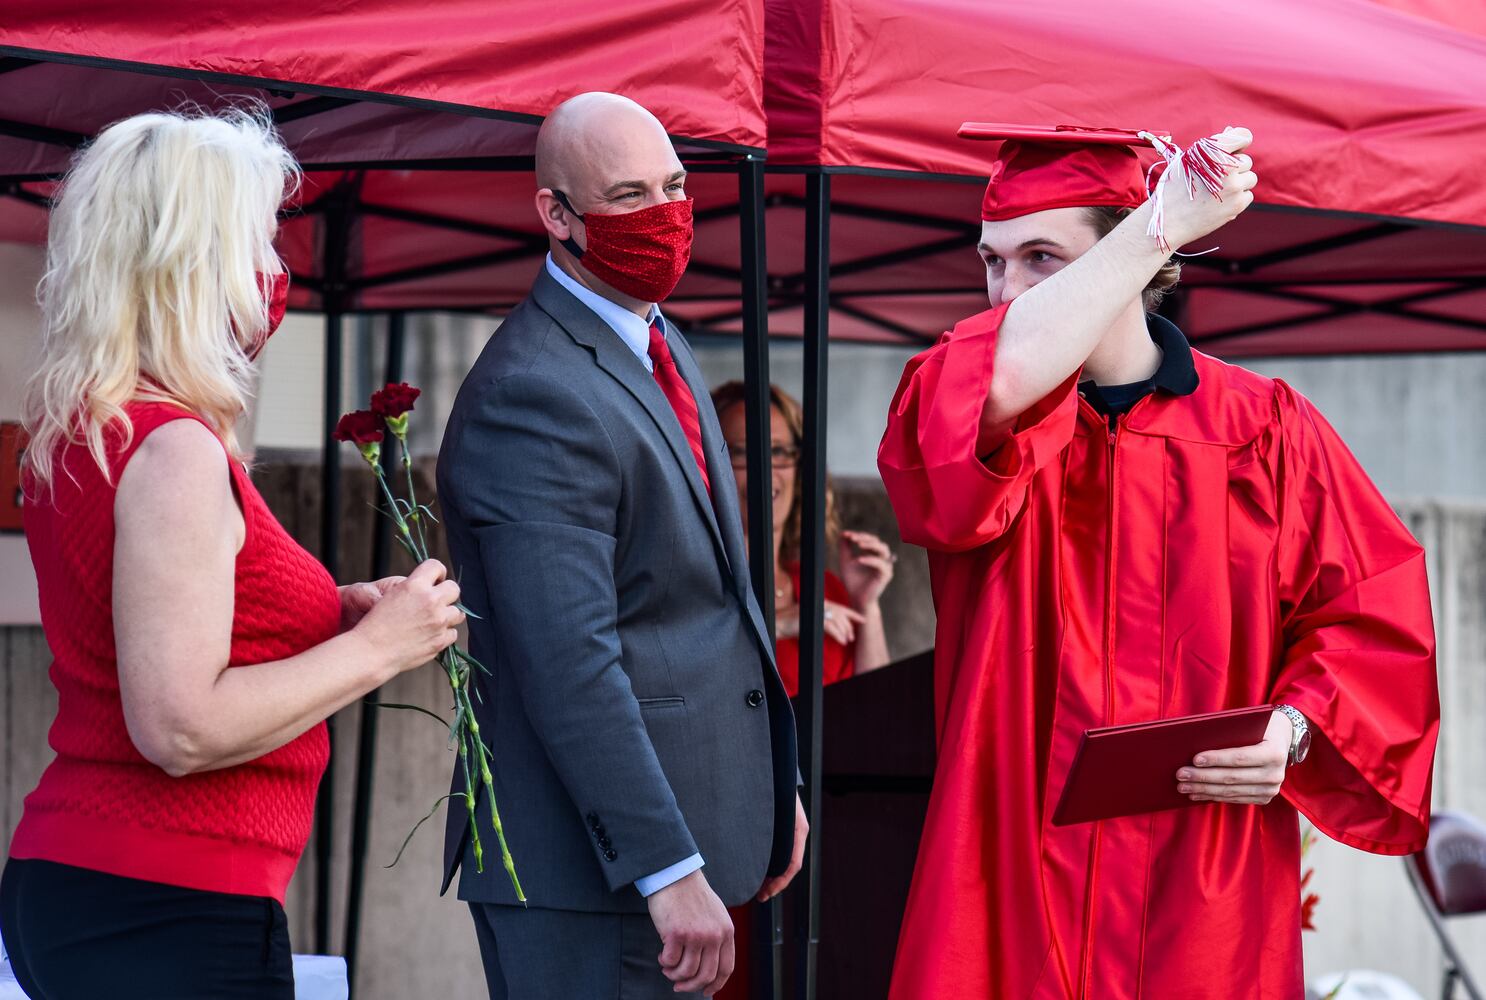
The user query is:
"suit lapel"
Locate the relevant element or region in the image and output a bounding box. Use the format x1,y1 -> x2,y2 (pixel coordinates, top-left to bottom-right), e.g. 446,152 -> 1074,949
531,271 -> 730,570
667,327 -> 775,658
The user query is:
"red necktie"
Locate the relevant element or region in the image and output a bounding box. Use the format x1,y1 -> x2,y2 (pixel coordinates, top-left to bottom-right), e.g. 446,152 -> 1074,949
647,320 -> 712,497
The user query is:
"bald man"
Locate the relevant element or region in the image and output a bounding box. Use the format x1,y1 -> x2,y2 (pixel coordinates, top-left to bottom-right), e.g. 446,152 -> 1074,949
437,93 -> 806,999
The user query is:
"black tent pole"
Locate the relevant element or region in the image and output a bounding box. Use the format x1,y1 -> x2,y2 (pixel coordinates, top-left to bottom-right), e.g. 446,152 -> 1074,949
343,310 -> 406,993
793,170 -> 830,1000
737,154 -> 783,1000
313,182 -> 354,956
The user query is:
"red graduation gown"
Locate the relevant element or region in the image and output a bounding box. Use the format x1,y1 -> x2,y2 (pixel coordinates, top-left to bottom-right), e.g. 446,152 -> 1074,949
877,306 -> 1439,999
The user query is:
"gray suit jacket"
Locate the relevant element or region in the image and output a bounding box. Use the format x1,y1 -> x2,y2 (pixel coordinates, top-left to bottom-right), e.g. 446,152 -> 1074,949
437,266 -> 798,913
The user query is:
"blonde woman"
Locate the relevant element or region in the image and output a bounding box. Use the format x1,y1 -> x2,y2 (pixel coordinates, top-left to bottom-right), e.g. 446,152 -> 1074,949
0,108 -> 460,999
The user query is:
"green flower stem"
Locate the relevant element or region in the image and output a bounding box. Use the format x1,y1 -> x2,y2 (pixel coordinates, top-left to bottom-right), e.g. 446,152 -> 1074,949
350,427 -> 523,902
397,431 -> 429,556
374,701 -> 455,733
459,686 -> 525,903
384,793 -> 462,869
456,721 -> 484,876
368,458 -> 425,563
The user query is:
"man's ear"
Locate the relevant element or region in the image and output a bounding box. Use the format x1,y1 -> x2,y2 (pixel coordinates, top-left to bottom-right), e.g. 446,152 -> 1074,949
534,189 -> 571,240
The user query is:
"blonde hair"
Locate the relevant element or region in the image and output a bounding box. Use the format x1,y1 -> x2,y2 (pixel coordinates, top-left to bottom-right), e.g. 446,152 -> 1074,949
22,104 -> 300,491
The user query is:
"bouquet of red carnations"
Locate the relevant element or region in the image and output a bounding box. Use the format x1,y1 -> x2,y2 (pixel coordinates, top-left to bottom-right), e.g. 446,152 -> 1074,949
335,383 -> 524,902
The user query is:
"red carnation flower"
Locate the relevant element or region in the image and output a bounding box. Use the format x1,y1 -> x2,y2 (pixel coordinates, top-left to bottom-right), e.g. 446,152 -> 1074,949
1300,891 -> 1320,931
371,382 -> 421,419
333,409 -> 384,445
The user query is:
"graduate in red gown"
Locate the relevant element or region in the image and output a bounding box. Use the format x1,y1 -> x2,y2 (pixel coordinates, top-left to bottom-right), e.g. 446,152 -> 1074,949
878,124 -> 1439,998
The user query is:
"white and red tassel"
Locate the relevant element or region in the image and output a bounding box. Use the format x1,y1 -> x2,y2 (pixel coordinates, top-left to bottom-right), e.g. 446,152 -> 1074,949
1138,131 -> 1241,254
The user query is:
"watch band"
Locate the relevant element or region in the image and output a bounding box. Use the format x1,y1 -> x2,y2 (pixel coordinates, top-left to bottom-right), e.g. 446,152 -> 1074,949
1275,704 -> 1309,766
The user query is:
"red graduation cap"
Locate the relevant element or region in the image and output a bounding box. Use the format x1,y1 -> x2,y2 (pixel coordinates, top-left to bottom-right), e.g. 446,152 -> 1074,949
959,124 -> 1170,222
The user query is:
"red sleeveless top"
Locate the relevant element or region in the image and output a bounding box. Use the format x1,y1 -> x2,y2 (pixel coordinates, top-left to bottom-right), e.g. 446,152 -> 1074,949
10,401 -> 341,902
772,564 -> 856,698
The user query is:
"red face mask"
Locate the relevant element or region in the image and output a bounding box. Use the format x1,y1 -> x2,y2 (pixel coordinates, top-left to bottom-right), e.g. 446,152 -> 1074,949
554,192 -> 694,303
246,270 -> 290,360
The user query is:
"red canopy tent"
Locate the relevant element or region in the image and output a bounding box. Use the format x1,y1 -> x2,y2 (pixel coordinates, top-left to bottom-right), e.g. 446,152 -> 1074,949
4,3 -> 1485,997
741,0 -> 1486,356
8,1 -> 1482,355
0,0 -> 772,313
0,0 -> 766,163
0,7 -> 791,996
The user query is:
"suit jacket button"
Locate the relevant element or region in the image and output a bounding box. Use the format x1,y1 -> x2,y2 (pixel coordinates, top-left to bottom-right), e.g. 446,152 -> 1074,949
598,836 -> 612,850
746,689 -> 765,708
587,813 -> 601,829
604,849 -> 618,862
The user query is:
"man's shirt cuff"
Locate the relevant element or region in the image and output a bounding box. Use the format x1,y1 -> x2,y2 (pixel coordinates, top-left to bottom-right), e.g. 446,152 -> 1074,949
634,853 -> 705,897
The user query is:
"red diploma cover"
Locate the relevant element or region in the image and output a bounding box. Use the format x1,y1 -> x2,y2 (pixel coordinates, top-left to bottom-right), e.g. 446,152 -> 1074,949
1052,705 -> 1275,826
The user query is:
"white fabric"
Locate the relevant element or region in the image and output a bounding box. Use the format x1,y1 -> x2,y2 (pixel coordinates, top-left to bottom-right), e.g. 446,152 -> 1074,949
0,955 -> 347,999
634,853 -> 707,898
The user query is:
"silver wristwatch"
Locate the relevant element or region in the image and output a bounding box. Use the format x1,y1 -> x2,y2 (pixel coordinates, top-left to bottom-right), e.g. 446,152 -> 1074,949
1275,704 -> 1311,766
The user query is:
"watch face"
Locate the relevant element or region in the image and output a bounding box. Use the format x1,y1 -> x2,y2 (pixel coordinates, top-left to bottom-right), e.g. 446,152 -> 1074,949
1294,729 -> 1312,765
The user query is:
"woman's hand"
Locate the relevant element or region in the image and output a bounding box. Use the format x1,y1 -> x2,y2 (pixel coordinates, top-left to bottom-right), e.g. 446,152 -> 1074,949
838,530 -> 896,609
1175,709 -> 1292,805
349,560 -> 464,674
338,576 -> 404,631
775,600 -> 864,646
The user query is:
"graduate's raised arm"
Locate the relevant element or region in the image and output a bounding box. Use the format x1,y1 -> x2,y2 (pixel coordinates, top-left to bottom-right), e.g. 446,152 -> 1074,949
880,126 -> 1256,552
985,127 -> 1256,434
879,304 -> 1071,551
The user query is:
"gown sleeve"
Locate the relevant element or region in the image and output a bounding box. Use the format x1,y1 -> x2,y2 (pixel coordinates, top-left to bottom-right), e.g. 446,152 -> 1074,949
877,305 -> 1079,552
1268,380 -> 1439,855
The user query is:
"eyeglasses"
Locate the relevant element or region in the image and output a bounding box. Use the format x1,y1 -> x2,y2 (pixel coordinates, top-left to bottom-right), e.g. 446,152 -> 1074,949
727,444 -> 801,469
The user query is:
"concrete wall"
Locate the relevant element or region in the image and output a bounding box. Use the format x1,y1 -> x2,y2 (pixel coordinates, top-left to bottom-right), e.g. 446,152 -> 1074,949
252,312 -> 497,458
1243,354 -> 1486,504
690,338 -> 922,480
690,340 -> 1486,504
1301,502 -> 1486,987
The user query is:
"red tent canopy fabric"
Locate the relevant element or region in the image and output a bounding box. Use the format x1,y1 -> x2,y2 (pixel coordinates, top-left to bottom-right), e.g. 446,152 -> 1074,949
2,1 -> 1482,356
11,164 -> 1480,357
765,0 -> 1486,228
0,0 -> 766,179
0,3 -> 771,334
757,0 -> 1486,355
0,4 -> 777,347
1368,0 -> 1486,38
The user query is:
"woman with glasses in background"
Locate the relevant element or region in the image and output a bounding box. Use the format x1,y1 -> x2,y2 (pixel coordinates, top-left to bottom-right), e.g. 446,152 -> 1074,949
711,381 -> 899,1000
710,382 -> 895,695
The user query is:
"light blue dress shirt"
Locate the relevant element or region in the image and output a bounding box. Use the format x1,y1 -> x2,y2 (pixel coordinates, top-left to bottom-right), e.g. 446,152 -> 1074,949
544,254 -> 660,372
543,254 -> 705,898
